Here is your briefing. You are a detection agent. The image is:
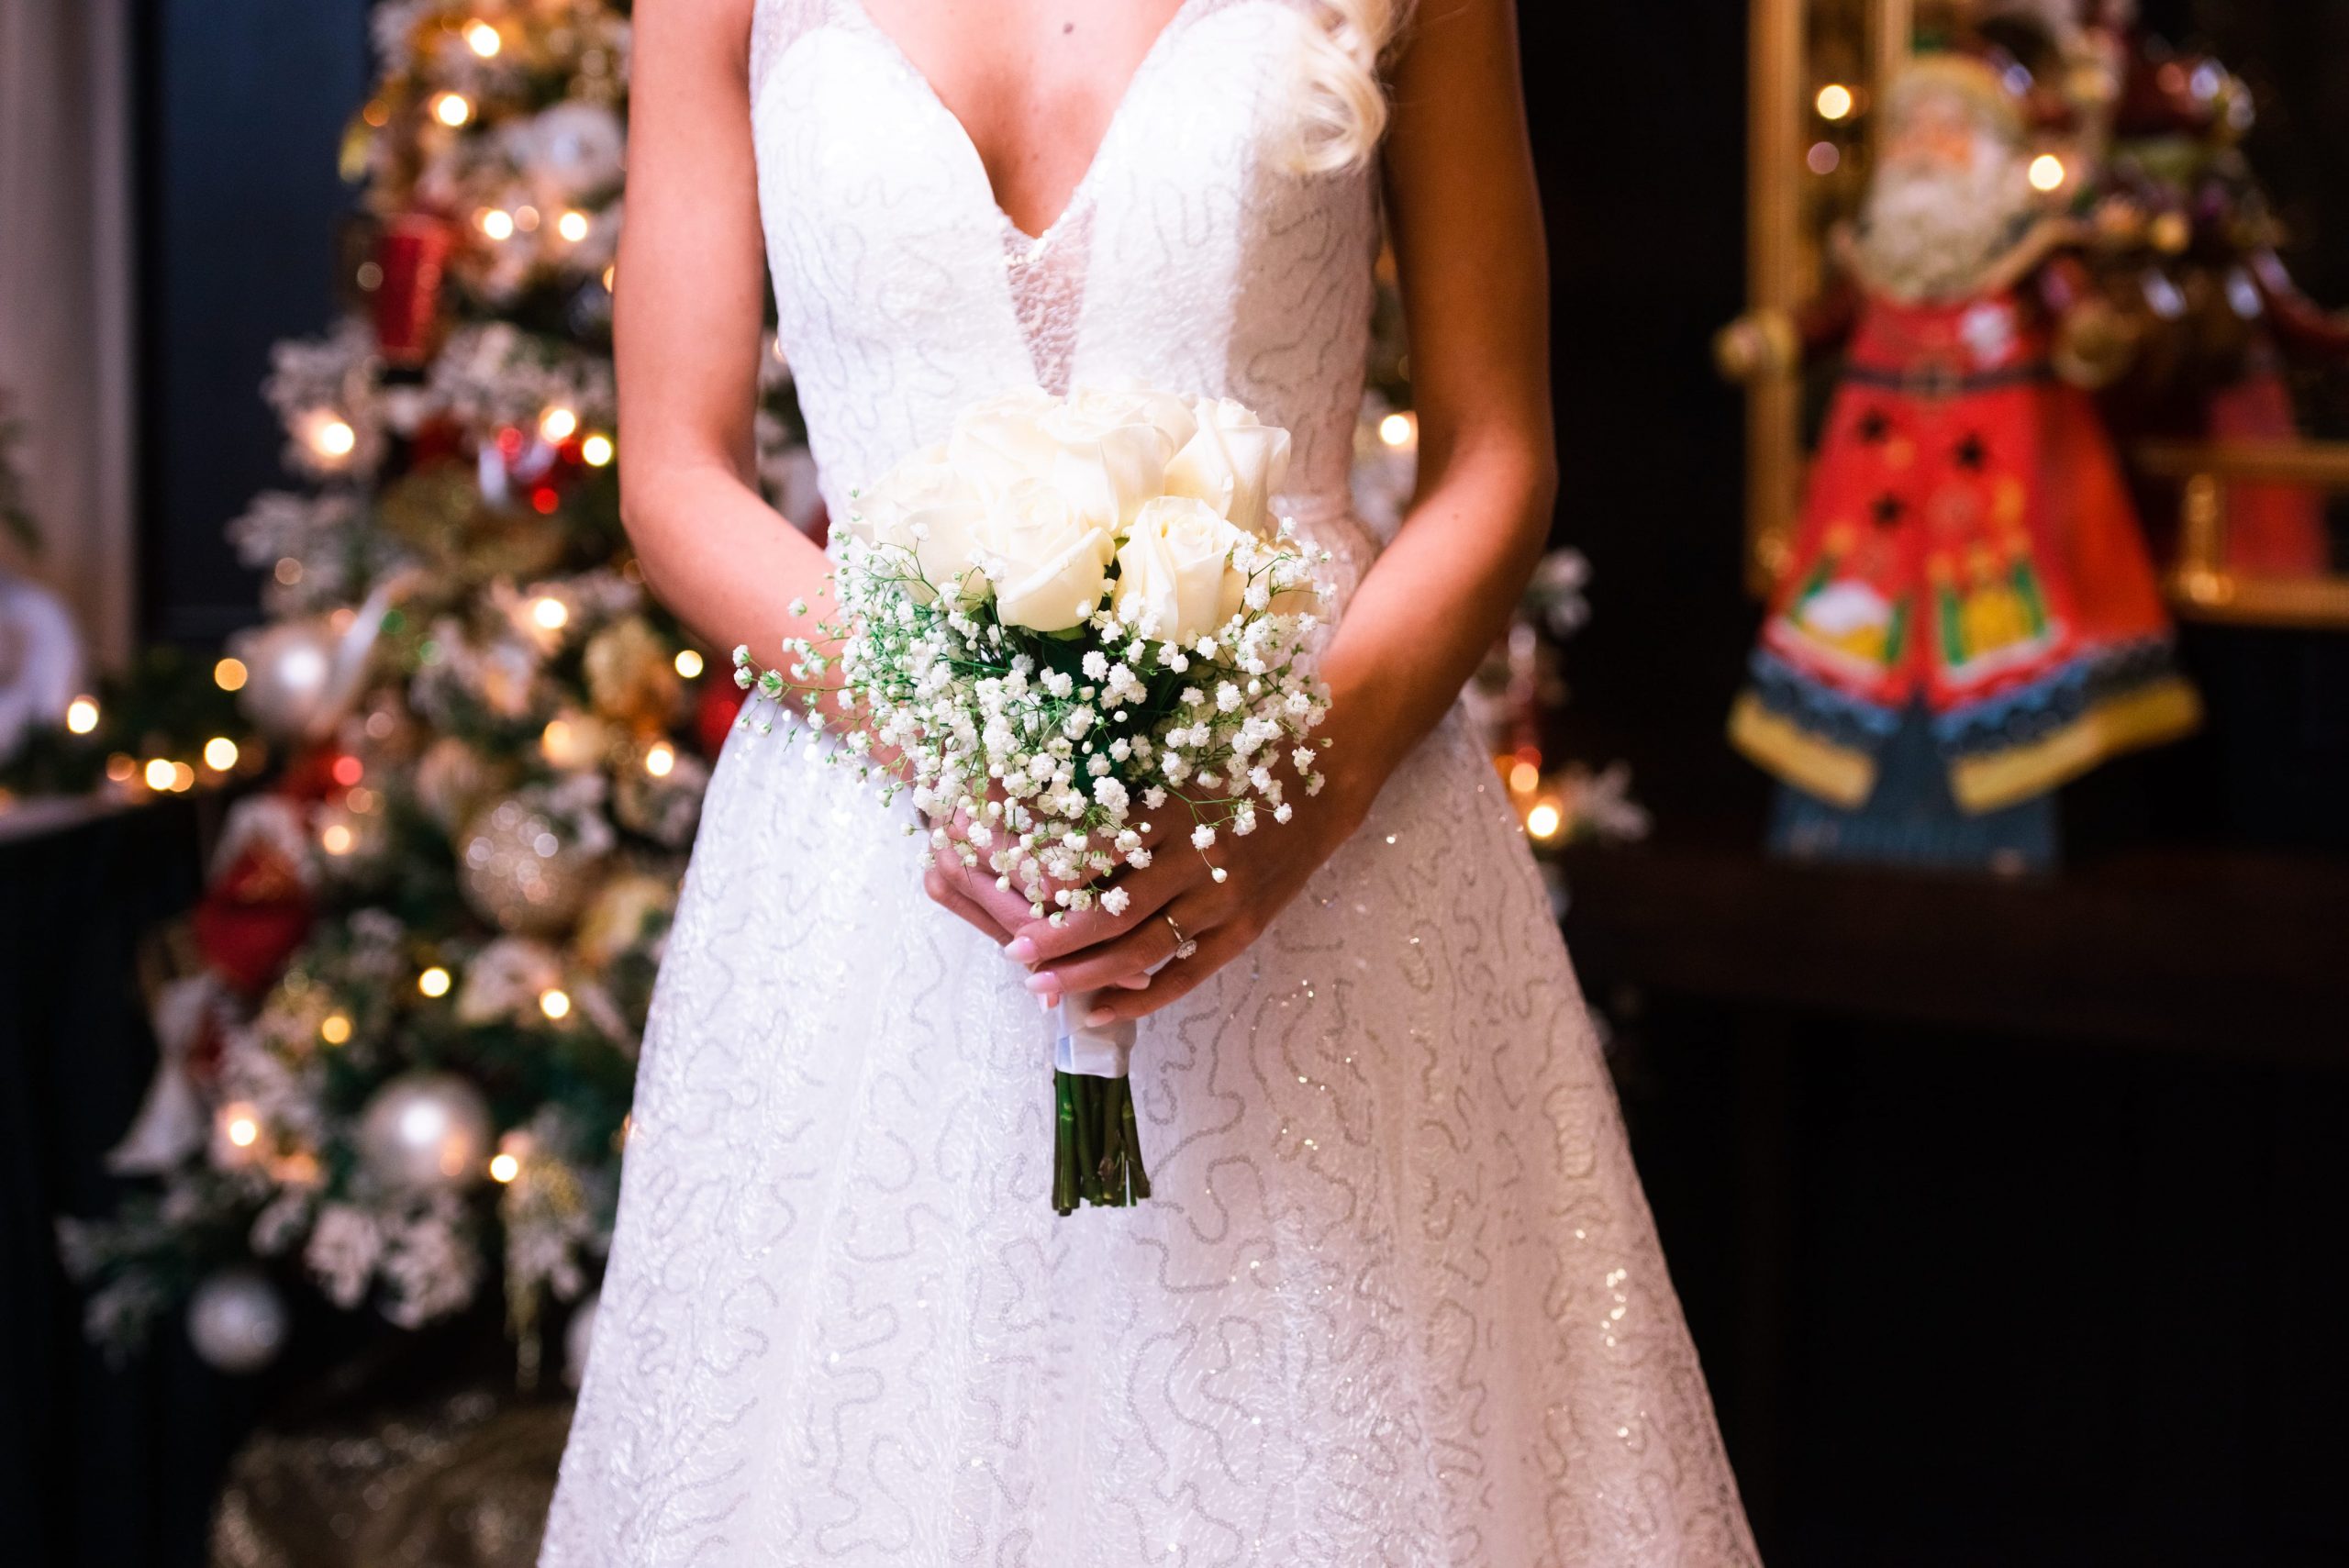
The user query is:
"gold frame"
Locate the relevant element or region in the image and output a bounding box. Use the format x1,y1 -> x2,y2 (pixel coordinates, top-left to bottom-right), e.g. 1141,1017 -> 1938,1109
2133,441 -> 2349,628
1740,0 -> 1910,595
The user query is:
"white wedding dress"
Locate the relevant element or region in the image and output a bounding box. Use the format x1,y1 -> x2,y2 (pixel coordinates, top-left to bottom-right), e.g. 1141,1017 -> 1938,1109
541,1 -> 1759,1562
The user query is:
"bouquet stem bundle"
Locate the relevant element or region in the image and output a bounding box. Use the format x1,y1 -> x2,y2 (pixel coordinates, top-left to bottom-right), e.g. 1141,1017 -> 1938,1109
1053,1071 -> 1151,1214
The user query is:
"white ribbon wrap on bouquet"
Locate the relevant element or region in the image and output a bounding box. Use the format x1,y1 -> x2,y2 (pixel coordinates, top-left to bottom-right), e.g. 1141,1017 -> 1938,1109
1052,991 -> 1136,1078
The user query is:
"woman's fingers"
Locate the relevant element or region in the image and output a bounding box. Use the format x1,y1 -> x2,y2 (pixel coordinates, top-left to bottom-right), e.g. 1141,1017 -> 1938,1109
1007,846 -> 1201,964
924,864 -> 1009,941
927,857 -> 1040,940
1075,917 -> 1252,1026
1025,904 -> 1191,997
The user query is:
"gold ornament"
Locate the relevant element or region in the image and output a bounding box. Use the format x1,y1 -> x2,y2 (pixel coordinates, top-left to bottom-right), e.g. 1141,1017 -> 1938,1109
457,792 -> 607,935
583,616 -> 682,726
415,736 -> 507,831
380,469 -> 567,582
571,871 -> 677,972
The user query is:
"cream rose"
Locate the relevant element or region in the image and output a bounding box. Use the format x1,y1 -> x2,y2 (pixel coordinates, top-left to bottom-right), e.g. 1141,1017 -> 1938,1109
945,387 -> 1062,496
979,478 -> 1118,632
847,444 -> 988,605
1113,495 -> 1253,644
1164,396 -> 1292,536
1039,386 -> 1197,529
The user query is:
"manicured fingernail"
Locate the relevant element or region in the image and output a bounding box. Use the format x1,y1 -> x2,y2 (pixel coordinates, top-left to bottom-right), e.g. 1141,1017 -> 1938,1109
1024,971 -> 1057,994
1035,992 -> 1055,1013
1004,937 -> 1039,963
1083,1007 -> 1116,1028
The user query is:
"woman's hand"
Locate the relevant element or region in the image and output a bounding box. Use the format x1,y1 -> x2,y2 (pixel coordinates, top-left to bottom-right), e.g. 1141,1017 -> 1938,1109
991,725 -> 1388,1028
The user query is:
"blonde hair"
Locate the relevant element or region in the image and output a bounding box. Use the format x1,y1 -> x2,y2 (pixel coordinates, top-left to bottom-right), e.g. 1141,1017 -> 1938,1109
1289,0 -> 1412,172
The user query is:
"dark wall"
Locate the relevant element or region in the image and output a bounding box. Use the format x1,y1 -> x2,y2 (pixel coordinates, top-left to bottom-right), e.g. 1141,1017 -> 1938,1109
137,0 -> 372,643
1520,2 -> 1770,838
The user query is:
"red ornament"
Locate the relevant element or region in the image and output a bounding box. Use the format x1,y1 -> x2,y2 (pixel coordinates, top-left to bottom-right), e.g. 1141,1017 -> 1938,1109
192,846 -> 316,997
373,214 -> 453,367
696,678 -> 747,759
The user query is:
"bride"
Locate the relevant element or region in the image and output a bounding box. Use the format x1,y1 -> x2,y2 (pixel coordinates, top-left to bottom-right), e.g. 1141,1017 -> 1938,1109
542,0 -> 1758,1562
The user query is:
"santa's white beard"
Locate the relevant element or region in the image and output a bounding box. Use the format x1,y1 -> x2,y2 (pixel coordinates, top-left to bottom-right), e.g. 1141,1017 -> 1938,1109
1854,157 -> 2034,302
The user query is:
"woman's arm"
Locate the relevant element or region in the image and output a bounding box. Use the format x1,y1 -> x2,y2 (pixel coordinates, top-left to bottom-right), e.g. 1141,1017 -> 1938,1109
628,2 -> 1052,946
1320,0 -> 1558,787
979,0 -> 1558,1017
618,0 -> 829,663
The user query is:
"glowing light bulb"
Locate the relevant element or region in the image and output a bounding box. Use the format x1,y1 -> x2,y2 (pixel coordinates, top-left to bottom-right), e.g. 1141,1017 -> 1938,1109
221,1104 -> 262,1150
314,417 -> 358,458
1508,760 -> 1540,795
2029,153 -> 2066,192
331,754 -> 364,787
65,696 -> 99,735
171,762 -> 195,793
106,754 -> 136,784
319,1013 -> 352,1046
674,649 -> 705,678
557,209 -> 591,243
1377,411 -> 1416,449
580,433 -> 615,468
215,657 -> 248,692
321,822 -> 355,855
275,557 -> 304,586
644,740 -> 676,778
540,988 -> 572,1021
1815,83 -> 1854,121
204,737 -> 239,771
142,758 -> 175,791
1807,140 -> 1841,175
480,208 -> 516,241
417,965 -> 452,998
432,92 -> 473,128
463,20 -> 502,57
1526,801 -> 1564,841
489,1151 -> 521,1183
532,596 -> 569,631
540,406 -> 579,443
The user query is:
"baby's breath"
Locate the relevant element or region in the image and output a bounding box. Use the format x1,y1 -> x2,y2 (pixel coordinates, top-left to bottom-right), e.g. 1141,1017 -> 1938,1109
740,513 -> 1329,914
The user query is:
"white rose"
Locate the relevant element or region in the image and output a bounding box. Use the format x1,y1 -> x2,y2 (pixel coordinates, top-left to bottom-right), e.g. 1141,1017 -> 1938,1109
945,387 -> 1062,495
1164,396 -> 1292,536
1113,495 -> 1252,644
1038,385 -> 1197,528
849,444 -> 989,604
980,479 -> 1118,632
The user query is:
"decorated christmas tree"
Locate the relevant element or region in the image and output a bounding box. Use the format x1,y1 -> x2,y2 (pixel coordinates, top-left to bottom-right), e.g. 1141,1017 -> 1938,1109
61,0 -> 808,1383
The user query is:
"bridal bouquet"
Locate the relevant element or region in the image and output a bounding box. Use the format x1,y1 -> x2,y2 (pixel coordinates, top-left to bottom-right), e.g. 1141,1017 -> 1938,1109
735,386 -> 1332,1214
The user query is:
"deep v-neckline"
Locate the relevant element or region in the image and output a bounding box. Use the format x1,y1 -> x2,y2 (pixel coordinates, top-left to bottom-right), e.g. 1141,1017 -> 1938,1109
842,0 -> 1208,248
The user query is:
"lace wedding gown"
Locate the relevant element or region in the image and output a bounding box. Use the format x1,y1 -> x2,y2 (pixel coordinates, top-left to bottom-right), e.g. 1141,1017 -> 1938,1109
541,1 -> 1759,1562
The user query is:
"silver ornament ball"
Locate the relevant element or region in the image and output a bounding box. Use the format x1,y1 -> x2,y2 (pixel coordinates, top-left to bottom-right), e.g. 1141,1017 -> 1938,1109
187,1267 -> 290,1374
228,618 -> 344,739
357,1070 -> 495,1190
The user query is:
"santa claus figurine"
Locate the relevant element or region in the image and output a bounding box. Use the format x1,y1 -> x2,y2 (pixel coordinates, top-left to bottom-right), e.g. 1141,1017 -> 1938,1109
1720,51 -> 2200,871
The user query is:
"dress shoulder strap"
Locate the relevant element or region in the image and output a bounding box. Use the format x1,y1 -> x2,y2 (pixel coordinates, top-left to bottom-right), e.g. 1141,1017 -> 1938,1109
749,0 -> 834,106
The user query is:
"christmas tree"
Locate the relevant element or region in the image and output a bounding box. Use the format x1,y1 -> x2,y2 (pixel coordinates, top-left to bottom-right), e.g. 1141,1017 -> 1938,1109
61,0 -> 808,1382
